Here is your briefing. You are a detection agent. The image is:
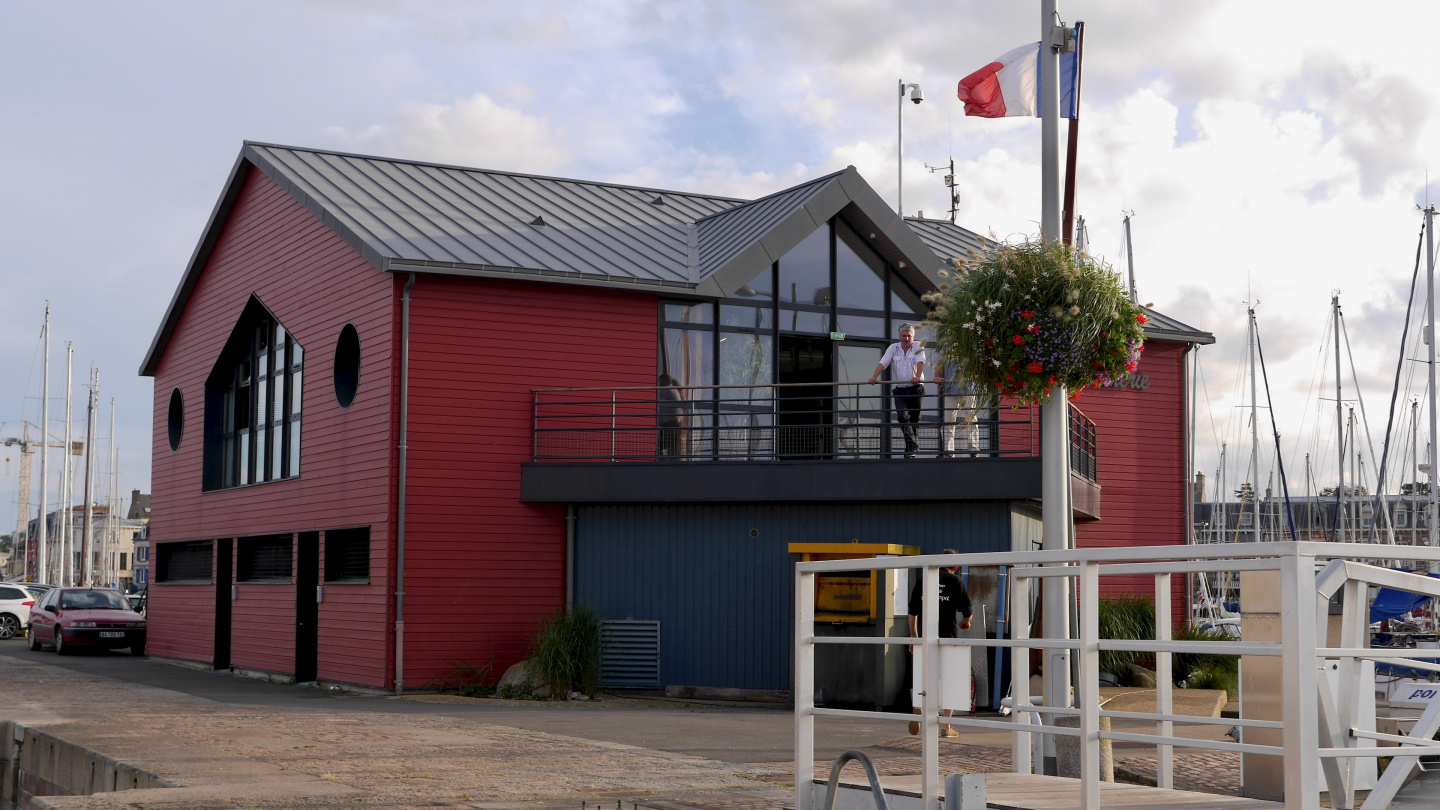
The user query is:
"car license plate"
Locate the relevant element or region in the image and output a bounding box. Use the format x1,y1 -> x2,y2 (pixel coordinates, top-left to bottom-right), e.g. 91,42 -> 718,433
98,631 -> 124,638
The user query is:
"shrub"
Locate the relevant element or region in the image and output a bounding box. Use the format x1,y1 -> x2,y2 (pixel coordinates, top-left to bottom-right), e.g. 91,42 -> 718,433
1096,595 -> 1156,679
1172,623 -> 1239,692
530,603 -> 605,699
428,658 -> 495,697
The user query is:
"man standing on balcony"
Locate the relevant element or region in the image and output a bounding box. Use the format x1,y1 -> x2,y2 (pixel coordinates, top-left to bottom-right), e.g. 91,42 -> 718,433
868,323 -> 926,458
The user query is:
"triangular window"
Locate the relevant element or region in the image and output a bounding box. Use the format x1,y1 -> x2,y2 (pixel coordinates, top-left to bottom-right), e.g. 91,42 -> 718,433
202,296 -> 304,490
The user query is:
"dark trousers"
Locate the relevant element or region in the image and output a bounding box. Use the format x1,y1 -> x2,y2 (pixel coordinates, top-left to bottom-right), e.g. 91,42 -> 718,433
893,385 -> 923,455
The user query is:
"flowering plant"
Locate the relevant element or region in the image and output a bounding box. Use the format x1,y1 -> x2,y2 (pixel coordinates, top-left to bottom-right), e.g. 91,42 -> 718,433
925,237 -> 1146,406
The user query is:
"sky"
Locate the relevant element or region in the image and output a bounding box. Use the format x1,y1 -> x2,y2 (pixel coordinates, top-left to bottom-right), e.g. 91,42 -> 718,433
2,0 -> 1438,535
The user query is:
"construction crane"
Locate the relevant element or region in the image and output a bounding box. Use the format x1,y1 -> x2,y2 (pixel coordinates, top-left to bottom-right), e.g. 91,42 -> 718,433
3,423 -> 38,577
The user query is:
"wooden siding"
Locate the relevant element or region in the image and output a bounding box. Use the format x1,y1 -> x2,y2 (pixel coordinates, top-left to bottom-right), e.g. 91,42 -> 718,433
401,276 -> 657,686
1074,340 -> 1190,628
148,169 -> 396,686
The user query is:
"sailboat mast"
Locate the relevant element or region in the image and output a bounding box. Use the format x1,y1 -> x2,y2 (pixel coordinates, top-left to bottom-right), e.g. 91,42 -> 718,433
61,344 -> 73,586
1334,295 -> 1345,543
1415,399 -> 1422,548
38,304 -> 50,584
1250,307 -> 1261,543
106,398 -> 115,586
81,367 -> 97,586
1218,443 -> 1227,542
1428,204 -> 1438,570
1306,454 -> 1313,537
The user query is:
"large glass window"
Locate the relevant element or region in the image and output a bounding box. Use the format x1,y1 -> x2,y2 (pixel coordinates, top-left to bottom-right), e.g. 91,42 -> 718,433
835,222 -> 887,312
779,226 -> 831,308
205,298 -> 303,491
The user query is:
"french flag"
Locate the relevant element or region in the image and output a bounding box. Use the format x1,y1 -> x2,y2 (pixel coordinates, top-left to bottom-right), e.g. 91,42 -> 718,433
956,33 -> 1080,118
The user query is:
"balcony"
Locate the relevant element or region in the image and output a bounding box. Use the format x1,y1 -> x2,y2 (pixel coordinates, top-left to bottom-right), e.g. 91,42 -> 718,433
520,383 -> 1099,516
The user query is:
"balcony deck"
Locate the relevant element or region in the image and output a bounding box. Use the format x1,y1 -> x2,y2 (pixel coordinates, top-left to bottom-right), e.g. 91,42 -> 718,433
521,383 -> 1100,515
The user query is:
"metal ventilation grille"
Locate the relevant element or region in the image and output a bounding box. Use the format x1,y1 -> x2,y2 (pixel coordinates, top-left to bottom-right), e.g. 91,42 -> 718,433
601,620 -> 661,687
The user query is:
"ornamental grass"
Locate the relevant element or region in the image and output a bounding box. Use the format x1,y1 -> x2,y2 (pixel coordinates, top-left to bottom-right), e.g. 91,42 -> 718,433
926,237 -> 1147,406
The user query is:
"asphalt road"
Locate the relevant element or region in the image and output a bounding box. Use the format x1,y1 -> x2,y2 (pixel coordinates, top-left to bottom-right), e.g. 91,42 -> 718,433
0,636 -> 903,764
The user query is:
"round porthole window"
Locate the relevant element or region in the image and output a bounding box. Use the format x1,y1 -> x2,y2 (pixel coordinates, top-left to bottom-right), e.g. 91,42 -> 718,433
333,323 -> 361,408
167,388 -> 184,451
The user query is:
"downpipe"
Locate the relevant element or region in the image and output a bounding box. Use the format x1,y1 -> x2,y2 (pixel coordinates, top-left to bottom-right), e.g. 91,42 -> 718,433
395,272 -> 416,695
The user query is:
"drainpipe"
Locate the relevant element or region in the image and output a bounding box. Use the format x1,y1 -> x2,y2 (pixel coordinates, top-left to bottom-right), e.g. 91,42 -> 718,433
565,505 -> 576,612
395,272 -> 416,695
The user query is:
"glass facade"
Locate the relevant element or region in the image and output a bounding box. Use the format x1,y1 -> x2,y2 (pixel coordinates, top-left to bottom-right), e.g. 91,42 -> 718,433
658,215 -> 929,392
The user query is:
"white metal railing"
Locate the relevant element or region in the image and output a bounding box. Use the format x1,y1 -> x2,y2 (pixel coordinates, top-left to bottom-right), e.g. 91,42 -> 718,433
792,541 -> 1440,810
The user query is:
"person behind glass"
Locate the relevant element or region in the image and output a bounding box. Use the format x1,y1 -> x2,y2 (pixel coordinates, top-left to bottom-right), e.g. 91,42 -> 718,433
867,323 -> 926,458
656,374 -> 685,458
934,353 -> 978,458
906,550 -> 973,737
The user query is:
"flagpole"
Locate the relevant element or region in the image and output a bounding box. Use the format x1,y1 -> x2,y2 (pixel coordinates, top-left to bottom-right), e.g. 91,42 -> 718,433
1061,21 -> 1085,246
1038,0 -> 1072,779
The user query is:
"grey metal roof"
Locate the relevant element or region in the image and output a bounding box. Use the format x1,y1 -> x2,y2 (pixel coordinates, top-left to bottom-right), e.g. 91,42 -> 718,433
904,217 -> 988,264
142,143 -> 950,375
1142,307 -> 1215,345
246,143 -> 741,289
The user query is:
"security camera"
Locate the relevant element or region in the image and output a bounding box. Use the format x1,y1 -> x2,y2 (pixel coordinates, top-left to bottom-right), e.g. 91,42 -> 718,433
910,86 -> 924,104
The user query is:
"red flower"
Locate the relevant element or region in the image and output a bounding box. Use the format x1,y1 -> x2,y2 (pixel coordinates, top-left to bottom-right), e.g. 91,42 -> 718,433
1048,375 -> 1056,385
1027,362 -> 1044,374
1012,335 -> 1025,345
1125,360 -> 1138,372
1099,331 -> 1107,338
1025,324 -> 1041,334
1136,313 -> 1148,324
1020,310 -> 1035,319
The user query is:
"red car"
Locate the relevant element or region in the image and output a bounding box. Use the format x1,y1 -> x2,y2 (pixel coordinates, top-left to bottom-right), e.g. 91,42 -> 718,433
27,587 -> 146,656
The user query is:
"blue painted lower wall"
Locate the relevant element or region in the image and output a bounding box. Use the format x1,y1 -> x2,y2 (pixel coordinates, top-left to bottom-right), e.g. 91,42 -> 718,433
574,501 -> 1030,691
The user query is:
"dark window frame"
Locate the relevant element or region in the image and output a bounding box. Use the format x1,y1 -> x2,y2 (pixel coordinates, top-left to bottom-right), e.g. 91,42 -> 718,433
236,533 -> 294,584
323,526 -> 371,584
155,540 -> 214,585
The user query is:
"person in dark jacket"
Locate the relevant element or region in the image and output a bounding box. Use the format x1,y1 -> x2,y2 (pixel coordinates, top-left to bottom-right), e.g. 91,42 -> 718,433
906,550 -> 972,737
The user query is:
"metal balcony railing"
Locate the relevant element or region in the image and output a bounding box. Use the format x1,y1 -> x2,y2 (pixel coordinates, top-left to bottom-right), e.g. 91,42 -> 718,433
531,382 -> 1098,482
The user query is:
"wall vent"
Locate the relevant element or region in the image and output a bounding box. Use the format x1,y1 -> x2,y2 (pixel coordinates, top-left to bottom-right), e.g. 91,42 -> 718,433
601,620 -> 660,687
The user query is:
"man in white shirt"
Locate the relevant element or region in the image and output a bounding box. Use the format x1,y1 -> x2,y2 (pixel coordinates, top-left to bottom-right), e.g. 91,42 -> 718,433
867,324 -> 926,458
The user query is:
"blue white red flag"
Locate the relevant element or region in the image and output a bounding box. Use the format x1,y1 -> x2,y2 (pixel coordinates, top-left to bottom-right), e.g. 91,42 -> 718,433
956,31 -> 1080,118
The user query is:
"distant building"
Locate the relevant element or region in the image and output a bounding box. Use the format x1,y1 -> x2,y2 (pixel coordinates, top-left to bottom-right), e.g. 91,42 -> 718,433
127,490 -> 151,521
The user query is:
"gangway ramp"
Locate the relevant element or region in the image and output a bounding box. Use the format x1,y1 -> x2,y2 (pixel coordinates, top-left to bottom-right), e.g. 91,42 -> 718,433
817,772 -> 1281,810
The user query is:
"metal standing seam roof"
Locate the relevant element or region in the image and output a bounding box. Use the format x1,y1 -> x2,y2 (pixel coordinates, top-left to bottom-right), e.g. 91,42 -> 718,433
140,142 -> 1209,376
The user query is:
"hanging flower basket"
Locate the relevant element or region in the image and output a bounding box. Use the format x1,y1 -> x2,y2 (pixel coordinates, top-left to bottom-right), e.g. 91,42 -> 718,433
926,237 -> 1147,406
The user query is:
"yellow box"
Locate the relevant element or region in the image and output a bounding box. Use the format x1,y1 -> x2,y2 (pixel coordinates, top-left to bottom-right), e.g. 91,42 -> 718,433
790,542 -> 920,623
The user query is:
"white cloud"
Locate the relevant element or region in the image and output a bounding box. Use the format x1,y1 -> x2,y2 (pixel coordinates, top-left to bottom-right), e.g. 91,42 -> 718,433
324,92 -> 571,173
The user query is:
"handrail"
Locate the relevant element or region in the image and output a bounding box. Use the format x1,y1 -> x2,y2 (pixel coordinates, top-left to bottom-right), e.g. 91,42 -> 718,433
793,541 -> 1440,810
531,381 -> 1099,479
820,750 -> 889,810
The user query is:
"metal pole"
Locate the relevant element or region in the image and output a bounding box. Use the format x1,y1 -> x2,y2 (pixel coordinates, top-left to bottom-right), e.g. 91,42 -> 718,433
1415,400 -> 1421,549
898,79 -> 904,219
61,344 -> 73,586
1428,205 -> 1438,572
1250,308 -> 1261,543
1123,215 -> 1137,303
1039,0 -> 1070,775
1335,296 -> 1345,543
38,304 -> 49,584
107,399 -> 115,586
81,367 -> 97,587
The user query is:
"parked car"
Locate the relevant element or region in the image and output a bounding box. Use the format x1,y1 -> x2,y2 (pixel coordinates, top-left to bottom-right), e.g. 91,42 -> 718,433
27,588 -> 146,655
0,584 -> 36,639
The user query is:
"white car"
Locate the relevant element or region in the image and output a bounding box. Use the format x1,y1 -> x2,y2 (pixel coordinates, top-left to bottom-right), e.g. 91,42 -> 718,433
0,583 -> 37,639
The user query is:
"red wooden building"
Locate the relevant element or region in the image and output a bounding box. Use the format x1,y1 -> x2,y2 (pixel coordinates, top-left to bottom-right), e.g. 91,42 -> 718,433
141,143 -> 1211,693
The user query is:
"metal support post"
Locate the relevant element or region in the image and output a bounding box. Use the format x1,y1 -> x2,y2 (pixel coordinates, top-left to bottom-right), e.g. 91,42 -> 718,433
922,565 -> 940,810
1010,567 -> 1033,775
1155,572 -> 1173,788
1079,562 -> 1100,810
1278,549 -> 1321,810
795,567 -> 816,810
